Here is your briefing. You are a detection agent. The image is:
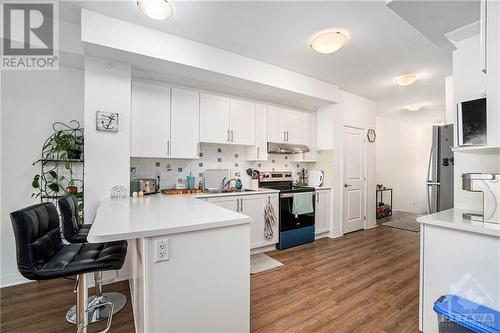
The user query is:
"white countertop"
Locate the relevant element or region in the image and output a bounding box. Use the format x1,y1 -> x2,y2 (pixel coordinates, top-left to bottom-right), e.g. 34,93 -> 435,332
315,187 -> 331,190
87,194 -> 252,243
417,208 -> 500,238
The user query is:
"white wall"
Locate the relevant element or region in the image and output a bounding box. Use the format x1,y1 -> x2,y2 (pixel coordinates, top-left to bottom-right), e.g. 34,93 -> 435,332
329,90 -> 377,237
452,35 -> 500,210
1,67 -> 84,287
376,116 -> 432,213
84,57 -> 132,224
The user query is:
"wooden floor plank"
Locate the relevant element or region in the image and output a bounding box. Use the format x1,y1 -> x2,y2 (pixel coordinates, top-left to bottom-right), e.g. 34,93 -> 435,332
1,226 -> 419,332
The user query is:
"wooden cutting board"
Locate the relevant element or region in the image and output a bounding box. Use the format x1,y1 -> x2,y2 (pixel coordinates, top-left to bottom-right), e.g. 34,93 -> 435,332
161,189 -> 202,196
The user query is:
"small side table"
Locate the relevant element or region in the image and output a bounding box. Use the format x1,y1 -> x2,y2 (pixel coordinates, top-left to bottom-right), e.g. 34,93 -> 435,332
376,188 -> 393,219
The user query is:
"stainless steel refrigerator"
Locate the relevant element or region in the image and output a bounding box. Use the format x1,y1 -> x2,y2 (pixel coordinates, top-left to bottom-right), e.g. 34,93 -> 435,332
426,125 -> 454,214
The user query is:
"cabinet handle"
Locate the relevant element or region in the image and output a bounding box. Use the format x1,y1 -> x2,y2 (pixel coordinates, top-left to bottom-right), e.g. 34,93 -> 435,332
240,198 -> 243,211
317,192 -> 319,203
227,129 -> 230,142
167,140 -> 170,156
284,131 -> 286,142
286,131 -> 289,142
231,130 -> 234,142
257,147 -> 260,159
236,198 -> 240,212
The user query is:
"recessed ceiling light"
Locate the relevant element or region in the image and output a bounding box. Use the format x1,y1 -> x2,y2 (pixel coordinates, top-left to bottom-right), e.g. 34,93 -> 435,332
395,74 -> 417,86
137,0 -> 174,20
405,103 -> 424,112
309,31 -> 347,54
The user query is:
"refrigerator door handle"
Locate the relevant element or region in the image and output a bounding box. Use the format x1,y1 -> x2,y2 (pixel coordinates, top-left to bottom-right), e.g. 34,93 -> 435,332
426,147 -> 434,182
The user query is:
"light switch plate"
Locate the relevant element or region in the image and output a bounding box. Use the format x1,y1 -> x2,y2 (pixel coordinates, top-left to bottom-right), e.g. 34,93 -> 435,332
155,239 -> 169,263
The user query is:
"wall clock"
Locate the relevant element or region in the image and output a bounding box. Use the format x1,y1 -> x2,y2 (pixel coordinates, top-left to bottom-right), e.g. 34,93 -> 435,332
96,111 -> 119,132
367,129 -> 376,142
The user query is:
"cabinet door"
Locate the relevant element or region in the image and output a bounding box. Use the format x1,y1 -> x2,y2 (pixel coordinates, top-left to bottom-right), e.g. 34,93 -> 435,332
315,190 -> 331,234
207,196 -> 238,212
284,110 -> 301,144
302,112 -> 318,162
200,93 -> 230,144
246,103 -> 268,160
171,88 -> 200,159
131,81 -> 171,158
230,99 -> 256,145
240,195 -> 267,248
267,106 -> 285,143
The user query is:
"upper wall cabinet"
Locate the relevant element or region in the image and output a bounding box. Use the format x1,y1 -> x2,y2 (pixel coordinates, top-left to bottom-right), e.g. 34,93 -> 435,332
131,81 -> 200,159
267,106 -> 301,144
200,93 -> 256,145
171,88 -> 200,159
246,103 -> 268,161
131,81 -> 171,158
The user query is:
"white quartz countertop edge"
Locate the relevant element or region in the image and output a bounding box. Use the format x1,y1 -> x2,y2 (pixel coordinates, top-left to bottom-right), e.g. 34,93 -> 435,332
194,188 -> 279,198
416,208 -> 500,238
87,195 -> 252,243
315,187 -> 331,190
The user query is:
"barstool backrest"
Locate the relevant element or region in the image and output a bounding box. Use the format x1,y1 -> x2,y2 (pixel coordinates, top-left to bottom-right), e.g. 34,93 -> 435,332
58,195 -> 80,242
10,202 -> 63,280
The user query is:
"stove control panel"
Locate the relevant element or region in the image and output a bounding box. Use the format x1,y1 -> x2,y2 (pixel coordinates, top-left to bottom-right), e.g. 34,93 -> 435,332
259,171 -> 293,182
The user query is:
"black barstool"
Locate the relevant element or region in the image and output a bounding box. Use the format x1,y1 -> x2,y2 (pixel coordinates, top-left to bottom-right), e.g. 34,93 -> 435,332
58,195 -> 127,325
10,202 -> 127,333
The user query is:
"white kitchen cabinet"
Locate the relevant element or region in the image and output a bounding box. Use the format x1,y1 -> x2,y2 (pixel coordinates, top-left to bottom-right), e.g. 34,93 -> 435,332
246,103 -> 268,161
229,98 -> 256,145
485,0 -> 500,147
200,94 -> 256,145
200,93 -> 231,144
293,112 -> 318,162
131,80 -> 171,158
241,193 -> 279,248
315,189 -> 331,235
170,88 -> 200,159
267,106 -> 301,144
207,193 -> 279,249
206,196 -> 238,211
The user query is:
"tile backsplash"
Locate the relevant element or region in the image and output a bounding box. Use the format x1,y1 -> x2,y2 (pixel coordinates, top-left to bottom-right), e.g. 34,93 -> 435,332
131,143 -> 313,189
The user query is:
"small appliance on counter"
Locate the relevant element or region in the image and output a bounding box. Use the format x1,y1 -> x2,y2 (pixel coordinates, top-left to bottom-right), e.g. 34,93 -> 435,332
307,170 -> 324,188
259,171 -> 316,250
462,173 -> 500,224
138,177 -> 160,195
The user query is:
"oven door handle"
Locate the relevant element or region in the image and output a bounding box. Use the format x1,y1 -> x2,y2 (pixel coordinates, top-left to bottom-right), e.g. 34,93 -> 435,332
280,193 -> 295,198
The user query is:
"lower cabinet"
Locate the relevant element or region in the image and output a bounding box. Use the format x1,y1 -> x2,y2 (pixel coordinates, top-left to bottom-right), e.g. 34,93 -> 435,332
207,193 -> 279,249
315,189 -> 331,234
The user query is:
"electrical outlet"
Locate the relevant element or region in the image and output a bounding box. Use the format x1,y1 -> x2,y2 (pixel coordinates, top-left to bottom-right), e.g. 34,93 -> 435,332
155,239 -> 169,263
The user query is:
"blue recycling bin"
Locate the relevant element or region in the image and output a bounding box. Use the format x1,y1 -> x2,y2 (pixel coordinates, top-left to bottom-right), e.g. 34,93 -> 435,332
434,294 -> 500,333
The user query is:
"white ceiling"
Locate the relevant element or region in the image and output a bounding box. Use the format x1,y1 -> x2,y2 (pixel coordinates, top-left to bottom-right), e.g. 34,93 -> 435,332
60,0 -> 478,123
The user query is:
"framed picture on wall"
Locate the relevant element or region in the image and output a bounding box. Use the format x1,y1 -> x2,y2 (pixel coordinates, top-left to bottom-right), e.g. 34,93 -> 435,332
96,111 -> 119,132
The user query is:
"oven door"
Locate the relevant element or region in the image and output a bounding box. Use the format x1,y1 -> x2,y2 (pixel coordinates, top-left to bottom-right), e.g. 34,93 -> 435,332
279,192 -> 315,232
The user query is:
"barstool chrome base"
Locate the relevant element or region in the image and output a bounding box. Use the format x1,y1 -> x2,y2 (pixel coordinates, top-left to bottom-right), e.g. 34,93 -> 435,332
66,292 -> 127,324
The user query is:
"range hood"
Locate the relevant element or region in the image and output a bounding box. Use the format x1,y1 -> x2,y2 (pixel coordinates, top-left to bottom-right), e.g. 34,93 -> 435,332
267,142 -> 310,154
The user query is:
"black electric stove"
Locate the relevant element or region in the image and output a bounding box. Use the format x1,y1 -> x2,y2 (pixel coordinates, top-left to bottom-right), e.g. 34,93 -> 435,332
259,171 -> 315,249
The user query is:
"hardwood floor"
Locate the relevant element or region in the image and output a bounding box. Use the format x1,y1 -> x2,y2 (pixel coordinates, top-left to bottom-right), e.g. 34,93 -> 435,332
252,227 -> 420,333
1,227 -> 419,333
377,210 -> 426,225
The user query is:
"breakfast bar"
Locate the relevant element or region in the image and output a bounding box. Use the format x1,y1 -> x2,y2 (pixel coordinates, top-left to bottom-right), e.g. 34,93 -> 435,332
88,195 -> 252,333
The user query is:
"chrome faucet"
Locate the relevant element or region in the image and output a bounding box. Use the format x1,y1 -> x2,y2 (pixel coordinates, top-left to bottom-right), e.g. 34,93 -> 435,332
221,177 -> 237,190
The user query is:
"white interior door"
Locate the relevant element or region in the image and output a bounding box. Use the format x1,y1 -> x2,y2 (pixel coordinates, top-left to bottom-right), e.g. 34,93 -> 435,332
342,126 -> 366,234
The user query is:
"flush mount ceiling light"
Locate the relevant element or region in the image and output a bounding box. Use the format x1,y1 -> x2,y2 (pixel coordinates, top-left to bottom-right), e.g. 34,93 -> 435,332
309,31 -> 347,54
137,0 -> 174,20
405,103 -> 424,112
394,74 -> 417,86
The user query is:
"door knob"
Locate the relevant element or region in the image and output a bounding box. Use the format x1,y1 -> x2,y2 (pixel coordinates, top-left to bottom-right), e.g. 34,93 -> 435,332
344,184 -> 352,188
